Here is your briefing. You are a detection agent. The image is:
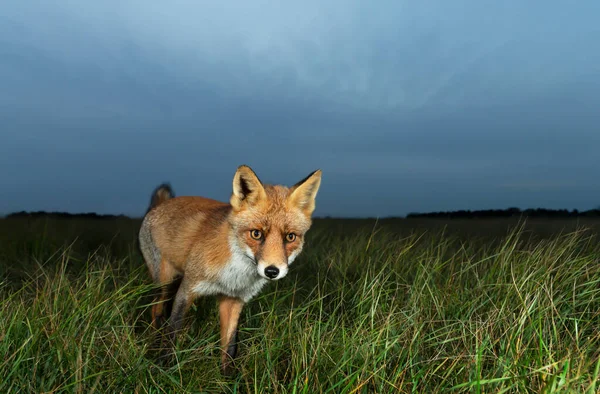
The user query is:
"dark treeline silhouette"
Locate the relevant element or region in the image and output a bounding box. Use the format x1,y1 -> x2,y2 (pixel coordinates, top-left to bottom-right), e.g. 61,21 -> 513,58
5,211 -> 129,220
4,207 -> 600,221
406,207 -> 600,219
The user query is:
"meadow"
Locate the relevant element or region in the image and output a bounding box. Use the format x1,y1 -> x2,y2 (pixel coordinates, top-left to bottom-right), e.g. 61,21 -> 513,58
0,215 -> 599,393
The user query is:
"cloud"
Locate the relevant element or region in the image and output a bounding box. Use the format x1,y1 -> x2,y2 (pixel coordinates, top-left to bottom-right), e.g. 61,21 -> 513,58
498,182 -> 576,192
1,0 -> 600,216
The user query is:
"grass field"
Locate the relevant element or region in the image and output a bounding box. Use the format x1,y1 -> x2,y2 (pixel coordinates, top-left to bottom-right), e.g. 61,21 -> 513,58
1,216 -> 599,393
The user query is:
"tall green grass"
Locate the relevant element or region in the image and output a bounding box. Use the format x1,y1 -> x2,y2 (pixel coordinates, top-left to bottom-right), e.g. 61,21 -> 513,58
0,218 -> 599,393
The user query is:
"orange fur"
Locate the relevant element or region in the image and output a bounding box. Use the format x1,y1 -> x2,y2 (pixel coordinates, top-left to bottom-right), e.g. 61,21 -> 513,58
138,165 -> 322,374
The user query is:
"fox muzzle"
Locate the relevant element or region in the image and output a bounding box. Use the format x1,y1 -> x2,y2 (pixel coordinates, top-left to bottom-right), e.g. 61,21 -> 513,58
257,261 -> 288,280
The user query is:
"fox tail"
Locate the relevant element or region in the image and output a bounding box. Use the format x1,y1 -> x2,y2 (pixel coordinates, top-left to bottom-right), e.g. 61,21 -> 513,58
146,183 -> 174,214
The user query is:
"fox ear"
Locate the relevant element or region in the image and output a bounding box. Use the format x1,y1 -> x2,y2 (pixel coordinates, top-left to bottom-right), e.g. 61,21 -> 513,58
289,169 -> 322,215
231,165 -> 266,210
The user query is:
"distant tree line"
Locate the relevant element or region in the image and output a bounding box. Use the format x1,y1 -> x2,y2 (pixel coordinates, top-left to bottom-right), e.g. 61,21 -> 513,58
406,207 -> 600,219
4,211 -> 129,220
4,207 -> 600,220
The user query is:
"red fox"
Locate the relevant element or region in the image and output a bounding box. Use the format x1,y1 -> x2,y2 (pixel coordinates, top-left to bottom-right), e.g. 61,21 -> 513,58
139,165 -> 322,374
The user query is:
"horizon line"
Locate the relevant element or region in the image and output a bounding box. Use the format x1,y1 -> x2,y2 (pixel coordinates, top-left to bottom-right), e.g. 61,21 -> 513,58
2,206 -> 599,220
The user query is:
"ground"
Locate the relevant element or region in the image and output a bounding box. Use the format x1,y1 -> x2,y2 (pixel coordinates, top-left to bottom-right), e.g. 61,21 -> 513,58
0,215 -> 599,393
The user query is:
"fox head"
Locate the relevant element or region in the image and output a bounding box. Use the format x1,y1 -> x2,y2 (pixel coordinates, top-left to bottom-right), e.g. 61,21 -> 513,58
228,165 -> 322,281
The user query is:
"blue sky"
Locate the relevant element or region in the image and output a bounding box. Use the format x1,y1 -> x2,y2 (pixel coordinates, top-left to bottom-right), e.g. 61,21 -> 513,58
1,0 -> 599,217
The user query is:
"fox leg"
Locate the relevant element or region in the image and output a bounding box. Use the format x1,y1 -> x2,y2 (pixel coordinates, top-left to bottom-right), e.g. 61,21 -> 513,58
218,296 -> 245,375
159,280 -> 194,363
151,258 -> 178,330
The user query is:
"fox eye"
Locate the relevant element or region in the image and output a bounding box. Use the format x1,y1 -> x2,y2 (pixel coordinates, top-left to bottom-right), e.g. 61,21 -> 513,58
286,233 -> 297,242
250,229 -> 263,240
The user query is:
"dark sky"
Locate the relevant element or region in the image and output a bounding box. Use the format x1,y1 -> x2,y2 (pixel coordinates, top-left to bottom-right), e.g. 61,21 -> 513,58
2,1 -> 600,218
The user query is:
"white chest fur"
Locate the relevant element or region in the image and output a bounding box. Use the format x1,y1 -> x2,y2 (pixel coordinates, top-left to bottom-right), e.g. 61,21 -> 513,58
192,250 -> 268,303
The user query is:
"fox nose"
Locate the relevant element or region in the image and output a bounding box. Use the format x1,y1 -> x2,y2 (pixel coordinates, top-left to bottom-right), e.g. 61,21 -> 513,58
264,265 -> 280,279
